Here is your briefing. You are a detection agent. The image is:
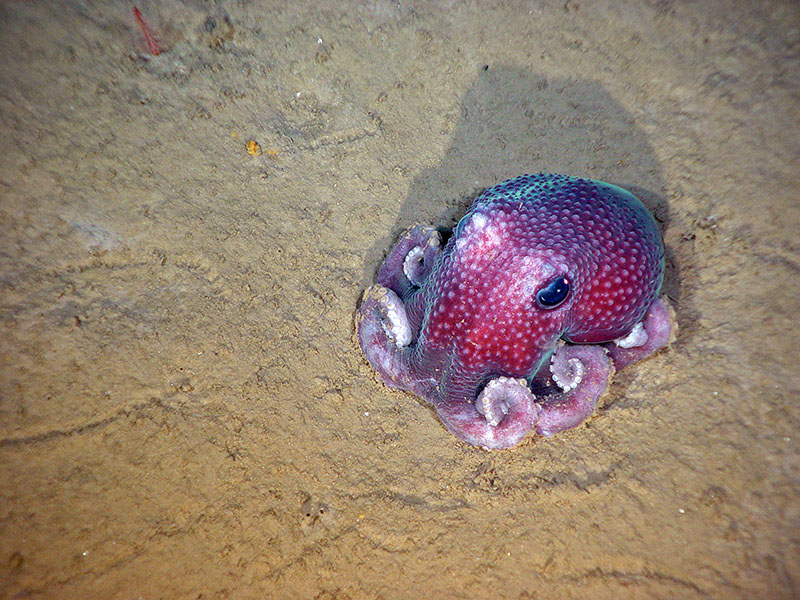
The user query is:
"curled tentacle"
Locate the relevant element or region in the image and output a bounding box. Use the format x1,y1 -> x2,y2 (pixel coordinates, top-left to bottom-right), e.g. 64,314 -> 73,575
535,345 -> 614,437
436,377 -> 540,450
357,286 -> 415,390
376,225 -> 441,297
606,296 -> 677,371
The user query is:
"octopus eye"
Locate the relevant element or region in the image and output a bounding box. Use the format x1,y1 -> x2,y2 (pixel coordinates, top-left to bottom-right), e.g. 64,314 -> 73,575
535,276 -> 570,309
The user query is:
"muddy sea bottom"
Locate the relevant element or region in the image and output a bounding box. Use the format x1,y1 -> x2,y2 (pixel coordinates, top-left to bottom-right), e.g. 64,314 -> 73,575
1,1 -> 798,598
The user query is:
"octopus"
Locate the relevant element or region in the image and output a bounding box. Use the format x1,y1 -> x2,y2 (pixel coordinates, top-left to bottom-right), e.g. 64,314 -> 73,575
357,173 -> 676,449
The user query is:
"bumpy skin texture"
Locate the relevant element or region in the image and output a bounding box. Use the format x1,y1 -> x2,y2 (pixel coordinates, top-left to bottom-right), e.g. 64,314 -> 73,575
358,173 -> 675,449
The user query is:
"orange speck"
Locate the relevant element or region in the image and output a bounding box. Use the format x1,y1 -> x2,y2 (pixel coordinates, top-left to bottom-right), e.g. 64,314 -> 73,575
246,140 -> 262,156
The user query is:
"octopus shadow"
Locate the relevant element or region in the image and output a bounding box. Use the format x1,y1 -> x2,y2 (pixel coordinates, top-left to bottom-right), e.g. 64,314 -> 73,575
364,65 -> 686,413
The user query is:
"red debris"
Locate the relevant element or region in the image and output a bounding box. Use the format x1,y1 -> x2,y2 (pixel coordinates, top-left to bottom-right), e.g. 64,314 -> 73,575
132,6 -> 161,56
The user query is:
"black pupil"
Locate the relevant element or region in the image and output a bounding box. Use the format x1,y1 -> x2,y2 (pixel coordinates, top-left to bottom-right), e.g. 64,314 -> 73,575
536,277 -> 570,308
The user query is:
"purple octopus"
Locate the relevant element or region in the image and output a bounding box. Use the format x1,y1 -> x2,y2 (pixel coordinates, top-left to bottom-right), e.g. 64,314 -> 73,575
358,173 -> 676,449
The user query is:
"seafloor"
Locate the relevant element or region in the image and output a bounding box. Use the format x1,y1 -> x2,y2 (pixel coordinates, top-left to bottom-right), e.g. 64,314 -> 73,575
1,1 -> 798,598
